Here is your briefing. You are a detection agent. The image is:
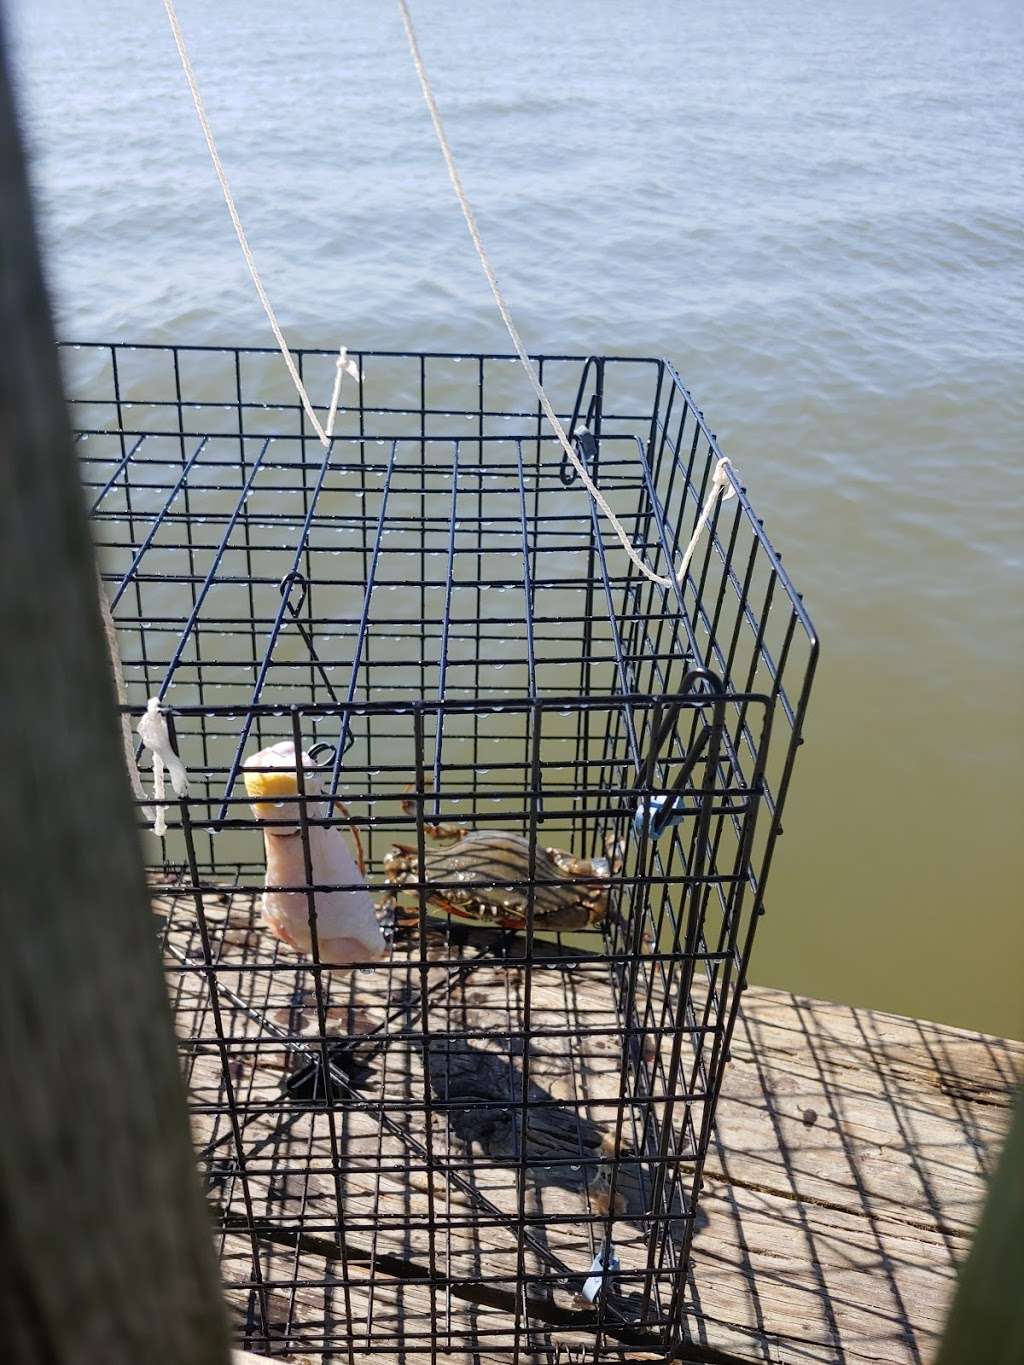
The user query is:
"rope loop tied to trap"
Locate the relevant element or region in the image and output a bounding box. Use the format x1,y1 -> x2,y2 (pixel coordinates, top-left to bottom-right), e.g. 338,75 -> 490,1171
326,346 -> 361,439
674,456 -> 738,588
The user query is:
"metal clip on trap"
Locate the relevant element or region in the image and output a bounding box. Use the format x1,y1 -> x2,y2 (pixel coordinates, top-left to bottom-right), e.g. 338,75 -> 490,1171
279,571 -> 355,756
581,1244 -> 621,1303
560,356 -> 604,486
634,669 -> 727,839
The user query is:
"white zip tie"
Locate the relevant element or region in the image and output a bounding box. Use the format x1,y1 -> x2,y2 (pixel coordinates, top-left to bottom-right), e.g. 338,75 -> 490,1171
137,698 -> 189,838
675,457 -> 737,587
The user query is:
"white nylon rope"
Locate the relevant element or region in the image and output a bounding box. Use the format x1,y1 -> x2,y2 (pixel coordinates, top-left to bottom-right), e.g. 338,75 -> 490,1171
137,699 -> 190,838
396,1 -> 740,588
161,0 -> 334,447
99,581 -> 190,835
326,346 -> 362,439
674,457 -> 736,587
159,0 -> 737,588
396,0 -> 681,588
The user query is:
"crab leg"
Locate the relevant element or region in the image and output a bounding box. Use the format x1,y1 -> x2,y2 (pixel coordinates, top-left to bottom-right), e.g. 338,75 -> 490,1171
399,779 -> 470,842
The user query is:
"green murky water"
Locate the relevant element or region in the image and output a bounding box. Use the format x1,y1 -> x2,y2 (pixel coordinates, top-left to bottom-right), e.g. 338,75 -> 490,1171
10,0 -> 1022,1037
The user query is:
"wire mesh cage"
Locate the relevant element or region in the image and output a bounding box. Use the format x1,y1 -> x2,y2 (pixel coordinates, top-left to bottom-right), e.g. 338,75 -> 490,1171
73,341 -> 817,1363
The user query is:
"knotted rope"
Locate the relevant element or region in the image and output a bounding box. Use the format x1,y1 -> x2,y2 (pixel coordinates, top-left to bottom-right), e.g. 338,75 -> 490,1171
674,457 -> 737,587
137,699 -> 190,838
325,346 -> 361,439
99,581 -> 189,836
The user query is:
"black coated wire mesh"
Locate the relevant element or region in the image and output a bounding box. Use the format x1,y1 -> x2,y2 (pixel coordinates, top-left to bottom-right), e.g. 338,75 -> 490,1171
73,343 -> 817,1364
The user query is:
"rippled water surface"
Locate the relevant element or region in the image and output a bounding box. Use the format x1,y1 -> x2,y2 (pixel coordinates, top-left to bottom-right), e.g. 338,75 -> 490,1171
10,0 -> 1022,1036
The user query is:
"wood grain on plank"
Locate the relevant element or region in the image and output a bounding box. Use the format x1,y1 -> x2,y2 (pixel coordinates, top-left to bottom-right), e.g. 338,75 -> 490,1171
158,886 -> 1020,1364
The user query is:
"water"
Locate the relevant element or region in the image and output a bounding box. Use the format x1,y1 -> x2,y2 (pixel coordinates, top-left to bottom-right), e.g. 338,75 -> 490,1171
9,0 -> 1022,1037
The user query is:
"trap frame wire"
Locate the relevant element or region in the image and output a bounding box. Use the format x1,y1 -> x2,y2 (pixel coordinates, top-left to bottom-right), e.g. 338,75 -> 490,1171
74,342 -> 818,1363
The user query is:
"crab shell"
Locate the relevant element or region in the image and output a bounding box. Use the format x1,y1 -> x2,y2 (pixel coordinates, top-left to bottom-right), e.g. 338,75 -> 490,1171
383,830 -> 613,930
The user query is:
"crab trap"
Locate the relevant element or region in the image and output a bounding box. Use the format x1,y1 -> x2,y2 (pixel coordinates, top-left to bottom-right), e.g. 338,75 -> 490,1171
73,342 -> 817,1364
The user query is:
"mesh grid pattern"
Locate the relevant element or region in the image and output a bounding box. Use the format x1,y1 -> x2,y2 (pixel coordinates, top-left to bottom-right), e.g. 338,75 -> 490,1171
74,344 -> 817,1363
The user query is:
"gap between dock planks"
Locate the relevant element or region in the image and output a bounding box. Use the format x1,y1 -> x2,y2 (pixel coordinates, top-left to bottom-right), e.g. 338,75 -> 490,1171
160,888 -> 1021,1365
687,987 -> 1020,1364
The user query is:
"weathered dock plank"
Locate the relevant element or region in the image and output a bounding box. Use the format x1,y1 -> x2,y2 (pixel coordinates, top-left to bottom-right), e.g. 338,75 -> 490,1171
161,890 -> 1020,1364
685,989 -> 1021,1363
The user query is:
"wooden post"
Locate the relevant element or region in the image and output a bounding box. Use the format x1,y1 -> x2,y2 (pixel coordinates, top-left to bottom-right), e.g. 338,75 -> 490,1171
935,1092 -> 1024,1365
0,12 -> 232,1363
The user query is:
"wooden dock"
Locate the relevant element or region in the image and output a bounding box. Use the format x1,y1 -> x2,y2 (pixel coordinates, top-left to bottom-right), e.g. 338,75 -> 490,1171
159,889 -> 1021,1365
669,985 -> 1019,1363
